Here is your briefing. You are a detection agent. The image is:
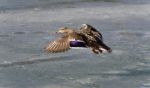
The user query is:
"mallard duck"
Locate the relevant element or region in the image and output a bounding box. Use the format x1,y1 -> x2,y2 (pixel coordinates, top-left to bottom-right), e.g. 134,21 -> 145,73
45,25 -> 112,54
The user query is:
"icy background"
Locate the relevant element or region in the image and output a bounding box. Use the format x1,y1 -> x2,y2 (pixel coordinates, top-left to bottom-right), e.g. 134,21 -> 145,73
0,0 -> 150,88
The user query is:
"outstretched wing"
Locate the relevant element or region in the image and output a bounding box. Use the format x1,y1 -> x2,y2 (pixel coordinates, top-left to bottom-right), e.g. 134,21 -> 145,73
44,36 -> 70,53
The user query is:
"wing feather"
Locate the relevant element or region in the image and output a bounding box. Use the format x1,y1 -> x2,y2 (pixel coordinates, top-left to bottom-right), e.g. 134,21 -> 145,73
58,42 -> 63,52
45,36 -> 70,53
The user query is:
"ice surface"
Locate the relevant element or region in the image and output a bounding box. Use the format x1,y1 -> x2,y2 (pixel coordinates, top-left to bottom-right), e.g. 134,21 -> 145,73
0,0 -> 150,88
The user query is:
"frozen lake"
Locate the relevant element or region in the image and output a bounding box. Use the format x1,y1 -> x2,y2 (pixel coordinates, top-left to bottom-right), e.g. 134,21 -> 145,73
0,0 -> 150,88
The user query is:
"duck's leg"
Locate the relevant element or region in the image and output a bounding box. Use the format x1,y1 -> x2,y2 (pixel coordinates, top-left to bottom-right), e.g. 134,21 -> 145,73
92,48 -> 99,54
94,44 -> 103,53
98,48 -> 103,53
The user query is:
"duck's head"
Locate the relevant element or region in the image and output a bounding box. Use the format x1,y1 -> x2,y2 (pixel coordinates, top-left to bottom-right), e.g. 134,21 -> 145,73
57,27 -> 74,34
80,24 -> 90,32
80,24 -> 88,29
80,24 -> 97,32
80,24 -> 98,33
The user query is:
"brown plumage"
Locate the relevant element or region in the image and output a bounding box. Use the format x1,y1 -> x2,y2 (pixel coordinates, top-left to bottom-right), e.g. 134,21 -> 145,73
45,27 -> 86,53
45,24 -> 112,54
45,35 -> 70,53
80,24 -> 103,41
80,24 -> 112,53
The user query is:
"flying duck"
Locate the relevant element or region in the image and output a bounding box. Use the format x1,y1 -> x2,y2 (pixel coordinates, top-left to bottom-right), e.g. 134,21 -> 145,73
45,24 -> 112,54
